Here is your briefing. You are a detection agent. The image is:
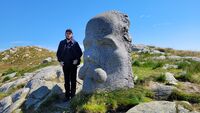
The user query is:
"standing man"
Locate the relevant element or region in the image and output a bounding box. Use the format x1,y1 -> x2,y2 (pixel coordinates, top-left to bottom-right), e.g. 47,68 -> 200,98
56,29 -> 82,101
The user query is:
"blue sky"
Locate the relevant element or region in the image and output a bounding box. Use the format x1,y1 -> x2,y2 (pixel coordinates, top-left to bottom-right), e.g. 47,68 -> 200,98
0,0 -> 200,52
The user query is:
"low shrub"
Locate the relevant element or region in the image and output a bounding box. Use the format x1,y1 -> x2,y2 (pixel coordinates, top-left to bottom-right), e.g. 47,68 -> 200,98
1,68 -> 17,76
2,76 -> 11,82
175,73 -> 192,82
132,60 -> 140,67
155,74 -> 166,82
70,86 -> 154,113
152,62 -> 164,70
168,89 -> 200,103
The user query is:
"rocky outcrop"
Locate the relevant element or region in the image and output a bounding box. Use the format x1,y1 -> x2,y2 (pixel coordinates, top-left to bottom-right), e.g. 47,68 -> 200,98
0,73 -> 34,93
42,57 -> 52,64
0,65 -> 83,113
132,44 -> 165,55
162,64 -> 178,70
152,55 -> 166,60
126,101 -> 199,113
3,88 -> 30,113
147,81 -> 176,100
79,11 -> 134,93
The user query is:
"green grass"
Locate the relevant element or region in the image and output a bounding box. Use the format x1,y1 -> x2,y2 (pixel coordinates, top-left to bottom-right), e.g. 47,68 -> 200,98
16,61 -> 58,76
2,76 -> 11,82
152,62 -> 164,70
70,86 -> 154,113
132,60 -> 140,67
1,68 -> 17,76
131,51 -> 199,85
168,89 -> 200,103
0,46 -> 56,74
155,74 -> 166,83
152,46 -> 200,58
175,60 -> 200,84
0,92 -> 8,100
175,73 -> 192,82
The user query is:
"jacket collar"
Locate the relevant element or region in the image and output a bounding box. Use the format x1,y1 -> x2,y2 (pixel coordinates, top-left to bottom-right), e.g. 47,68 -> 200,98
65,38 -> 75,44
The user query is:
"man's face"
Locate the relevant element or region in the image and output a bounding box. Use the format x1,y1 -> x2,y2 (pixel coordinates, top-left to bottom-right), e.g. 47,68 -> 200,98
65,32 -> 73,40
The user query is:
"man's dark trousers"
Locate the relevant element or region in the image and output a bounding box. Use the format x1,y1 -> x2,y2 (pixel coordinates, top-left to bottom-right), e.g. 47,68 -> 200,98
62,64 -> 77,99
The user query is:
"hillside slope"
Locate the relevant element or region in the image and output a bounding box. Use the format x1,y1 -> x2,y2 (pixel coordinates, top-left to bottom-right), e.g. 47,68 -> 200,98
0,46 -> 56,73
1,45 -> 200,113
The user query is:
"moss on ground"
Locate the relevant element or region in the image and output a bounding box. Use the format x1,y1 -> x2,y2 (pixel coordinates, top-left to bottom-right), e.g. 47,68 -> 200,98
70,86 -> 154,113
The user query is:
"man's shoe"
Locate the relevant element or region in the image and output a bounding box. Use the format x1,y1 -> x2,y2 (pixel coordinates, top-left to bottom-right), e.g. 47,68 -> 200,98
63,97 -> 70,102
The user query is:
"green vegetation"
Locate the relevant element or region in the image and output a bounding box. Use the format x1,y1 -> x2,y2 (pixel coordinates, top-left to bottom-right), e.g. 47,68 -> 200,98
0,92 -> 8,100
1,45 -> 200,112
132,60 -> 140,67
0,46 -> 56,74
175,73 -> 192,82
155,74 -> 166,83
168,89 -> 200,103
16,61 -> 58,76
2,76 -> 11,82
70,86 -> 154,113
154,47 -> 200,58
132,50 -> 200,85
0,61 -> 58,84
1,68 -> 16,76
176,101 -> 194,112
174,59 -> 200,84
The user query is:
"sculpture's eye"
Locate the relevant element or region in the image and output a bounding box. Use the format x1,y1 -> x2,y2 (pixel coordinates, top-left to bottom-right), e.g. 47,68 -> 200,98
96,38 -> 117,49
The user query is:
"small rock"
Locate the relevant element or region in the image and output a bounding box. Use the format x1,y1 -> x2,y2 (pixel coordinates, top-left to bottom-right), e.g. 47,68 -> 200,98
150,50 -> 165,55
152,55 -> 166,60
5,72 -> 17,78
167,55 -> 182,60
2,55 -> 10,60
165,72 -> 178,85
133,75 -> 138,83
162,64 -> 178,70
9,48 -> 17,54
42,57 -> 52,63
11,88 -> 30,103
147,81 -> 176,100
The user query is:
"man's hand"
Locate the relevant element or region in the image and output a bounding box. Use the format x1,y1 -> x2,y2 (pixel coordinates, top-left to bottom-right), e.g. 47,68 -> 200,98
60,61 -> 64,66
73,59 -> 78,65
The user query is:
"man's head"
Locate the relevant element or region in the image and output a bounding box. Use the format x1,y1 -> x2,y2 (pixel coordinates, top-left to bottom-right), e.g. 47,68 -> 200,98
65,29 -> 73,40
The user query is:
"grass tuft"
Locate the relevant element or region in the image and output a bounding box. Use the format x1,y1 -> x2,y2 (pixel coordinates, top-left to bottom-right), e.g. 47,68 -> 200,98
70,86 -> 154,113
168,89 -> 200,103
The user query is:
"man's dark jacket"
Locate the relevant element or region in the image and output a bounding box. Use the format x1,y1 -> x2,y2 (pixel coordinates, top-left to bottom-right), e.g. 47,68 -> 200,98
56,39 -> 82,66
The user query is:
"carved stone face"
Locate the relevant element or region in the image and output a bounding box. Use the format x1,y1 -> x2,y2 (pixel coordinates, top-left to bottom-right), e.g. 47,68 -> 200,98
79,11 -> 134,93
